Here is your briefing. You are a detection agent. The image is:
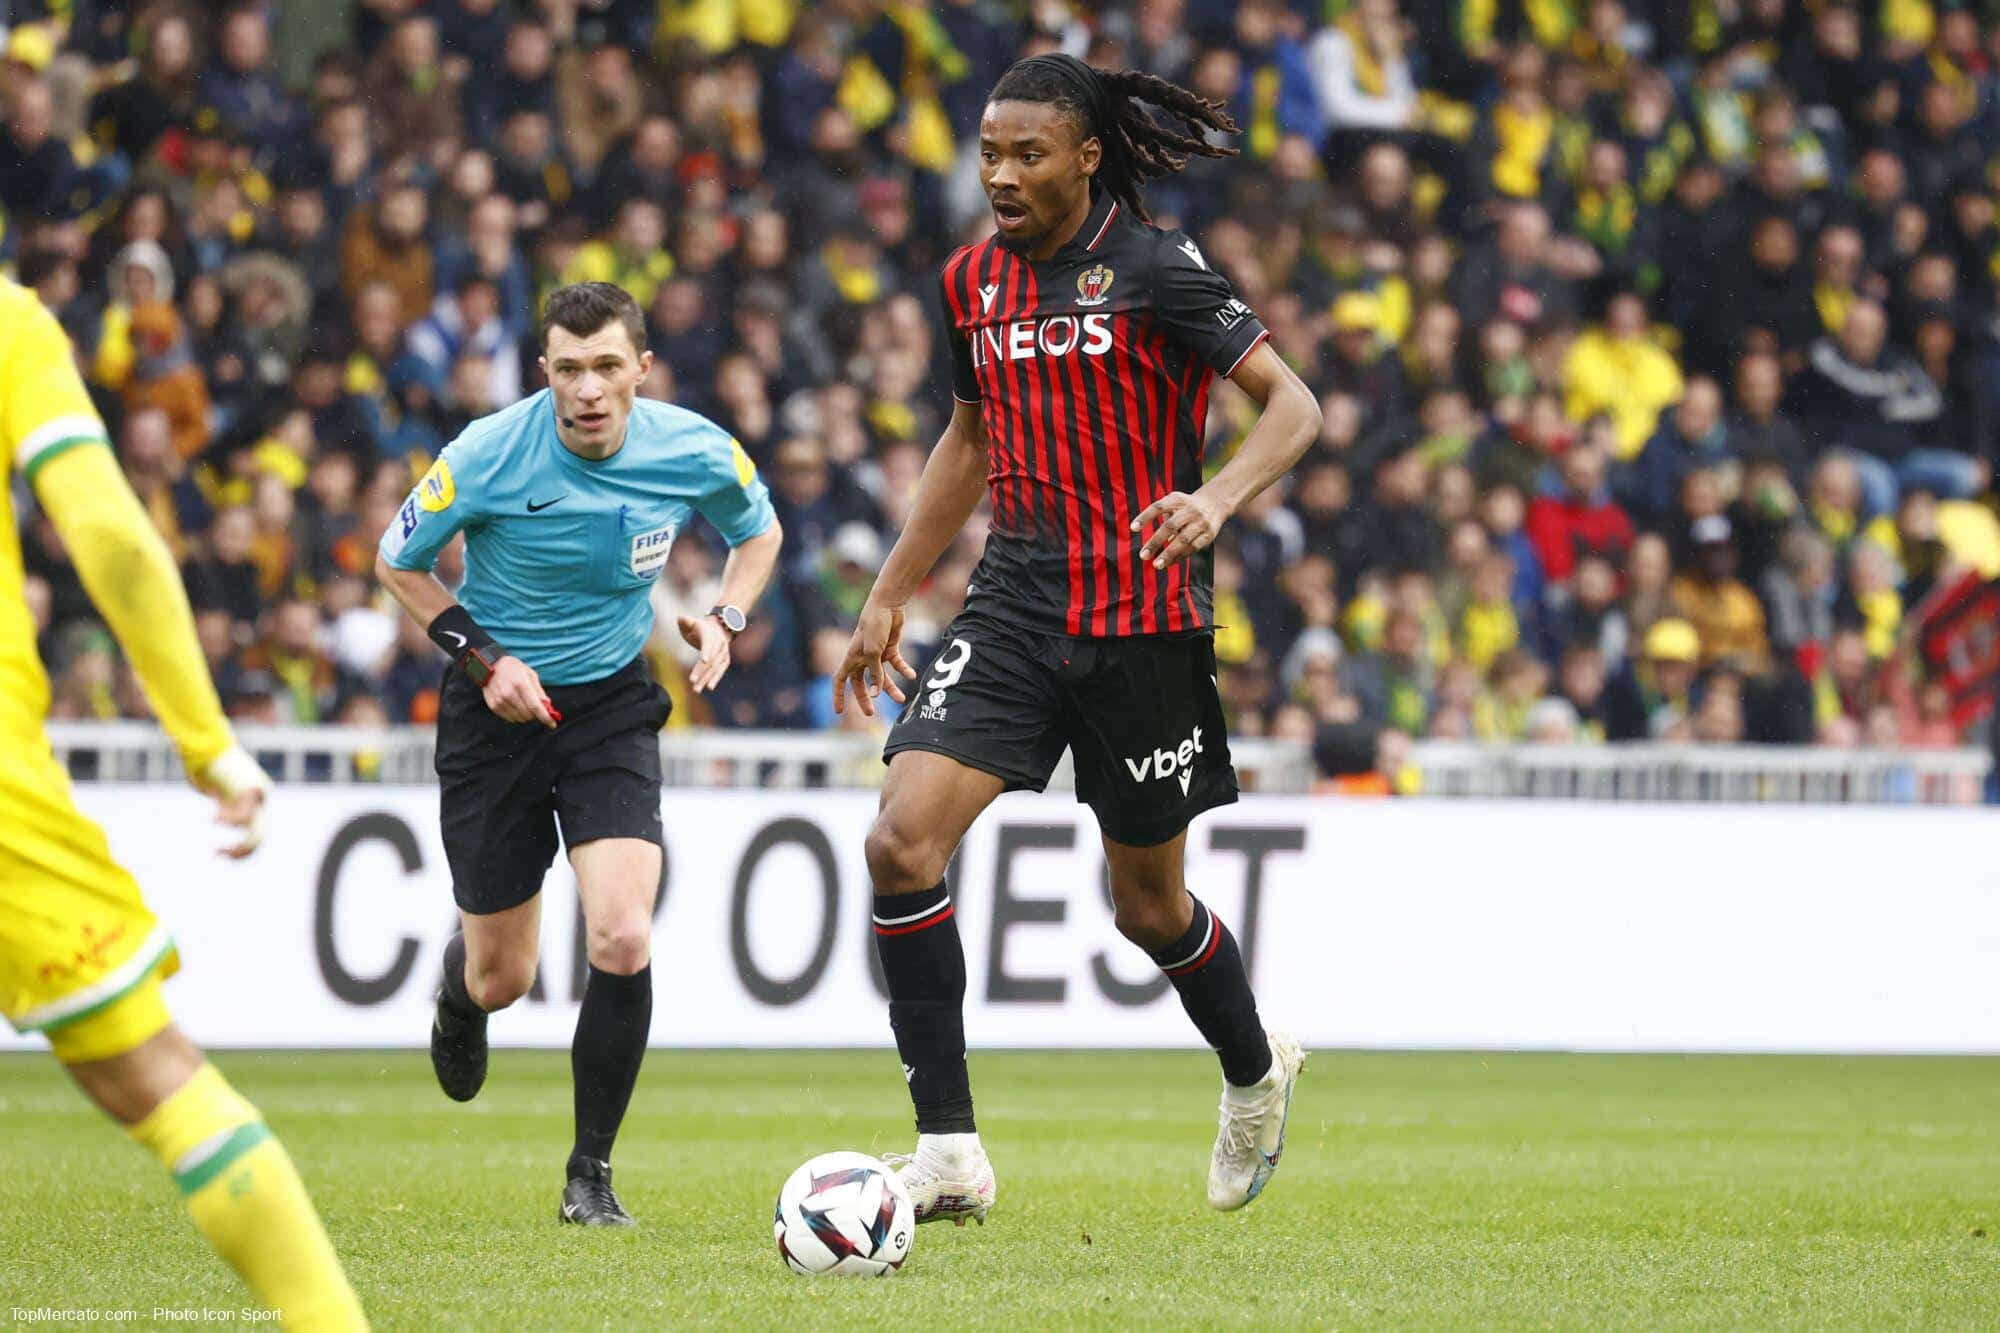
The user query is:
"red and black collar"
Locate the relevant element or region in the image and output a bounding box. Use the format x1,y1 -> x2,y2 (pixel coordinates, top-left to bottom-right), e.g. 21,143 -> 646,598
1055,187 -> 1120,260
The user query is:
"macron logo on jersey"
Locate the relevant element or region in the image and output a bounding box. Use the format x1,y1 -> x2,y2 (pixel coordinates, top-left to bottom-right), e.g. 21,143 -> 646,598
1178,238 -> 1209,271
979,282 -> 999,314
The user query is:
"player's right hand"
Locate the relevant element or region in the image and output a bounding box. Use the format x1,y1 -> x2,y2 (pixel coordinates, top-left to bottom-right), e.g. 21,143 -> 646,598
191,745 -> 272,860
484,655 -> 559,729
834,601 -> 917,718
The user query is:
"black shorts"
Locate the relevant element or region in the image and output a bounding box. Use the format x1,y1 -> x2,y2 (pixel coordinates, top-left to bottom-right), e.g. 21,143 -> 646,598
434,655 -> 671,915
883,611 -> 1238,847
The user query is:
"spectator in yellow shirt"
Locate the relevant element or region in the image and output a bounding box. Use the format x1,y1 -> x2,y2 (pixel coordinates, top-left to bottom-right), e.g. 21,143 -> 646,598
1669,514 -> 1770,669
1563,289 -> 1685,459
1844,539 -> 1904,660
1473,648 -> 1548,740
1456,550 -> 1520,671
1875,488 -> 2000,582
562,197 -> 676,308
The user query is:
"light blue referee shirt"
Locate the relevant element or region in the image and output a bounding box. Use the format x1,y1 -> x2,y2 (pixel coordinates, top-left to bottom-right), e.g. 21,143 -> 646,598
379,388 -> 776,685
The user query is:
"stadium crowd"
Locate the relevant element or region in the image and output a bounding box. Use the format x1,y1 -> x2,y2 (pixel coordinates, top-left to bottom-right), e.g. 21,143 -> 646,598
6,0 -> 2000,781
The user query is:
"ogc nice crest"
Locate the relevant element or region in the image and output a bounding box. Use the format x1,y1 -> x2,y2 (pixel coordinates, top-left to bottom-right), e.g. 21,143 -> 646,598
1075,263 -> 1114,307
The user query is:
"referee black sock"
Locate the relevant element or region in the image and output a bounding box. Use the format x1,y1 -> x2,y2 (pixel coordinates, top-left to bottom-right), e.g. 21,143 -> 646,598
1150,897 -> 1272,1088
568,963 -> 652,1175
439,932 -> 482,1018
873,884 -> 975,1135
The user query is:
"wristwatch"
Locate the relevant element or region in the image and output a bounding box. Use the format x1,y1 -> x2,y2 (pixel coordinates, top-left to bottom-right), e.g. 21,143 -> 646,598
708,604 -> 747,637
461,642 -> 505,687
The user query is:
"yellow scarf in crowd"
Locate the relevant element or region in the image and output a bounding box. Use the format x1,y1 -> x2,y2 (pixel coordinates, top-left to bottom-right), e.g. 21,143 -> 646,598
1814,282 -> 1856,335
658,0 -> 798,54
1575,183 -> 1638,253
821,241 -> 882,305
1884,0 -> 1936,47
1926,47 -> 1979,121
1553,112 -> 1593,185
1857,588 -> 1903,659
1630,119 -> 1696,202
1692,0 -> 1723,50
1491,102 -> 1553,198
1340,13 -> 1388,96
833,4 -> 964,172
1249,64 -> 1283,160
1459,601 -> 1520,672
1457,0 -> 1577,52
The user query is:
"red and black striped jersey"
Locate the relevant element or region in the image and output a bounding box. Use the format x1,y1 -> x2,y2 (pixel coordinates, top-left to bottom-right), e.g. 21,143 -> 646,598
939,189 -> 1270,638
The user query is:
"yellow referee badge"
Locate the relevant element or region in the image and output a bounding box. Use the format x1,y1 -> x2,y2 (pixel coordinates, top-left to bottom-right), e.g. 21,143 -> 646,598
418,456 -> 456,512
731,437 -> 756,488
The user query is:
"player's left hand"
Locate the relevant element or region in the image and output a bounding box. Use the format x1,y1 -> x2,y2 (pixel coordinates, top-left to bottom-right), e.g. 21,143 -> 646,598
1132,489 -> 1231,569
678,613 -> 734,693
210,788 -> 267,861
191,745 -> 272,860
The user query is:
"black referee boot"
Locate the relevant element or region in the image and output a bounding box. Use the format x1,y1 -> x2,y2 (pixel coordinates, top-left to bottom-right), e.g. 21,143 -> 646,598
430,985 -> 488,1103
559,1158 -> 635,1227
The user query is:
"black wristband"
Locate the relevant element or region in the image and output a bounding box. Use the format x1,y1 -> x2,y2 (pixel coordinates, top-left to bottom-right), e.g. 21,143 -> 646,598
427,606 -> 498,671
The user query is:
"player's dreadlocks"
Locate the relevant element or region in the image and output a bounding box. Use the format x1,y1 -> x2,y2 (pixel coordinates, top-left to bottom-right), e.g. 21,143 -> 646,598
987,54 -> 1240,223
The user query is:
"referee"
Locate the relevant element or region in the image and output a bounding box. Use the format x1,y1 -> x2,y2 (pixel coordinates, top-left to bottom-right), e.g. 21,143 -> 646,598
376,282 -> 782,1226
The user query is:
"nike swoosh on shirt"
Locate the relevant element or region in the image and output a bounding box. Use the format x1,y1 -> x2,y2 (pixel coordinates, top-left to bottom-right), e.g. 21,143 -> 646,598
527,496 -> 566,512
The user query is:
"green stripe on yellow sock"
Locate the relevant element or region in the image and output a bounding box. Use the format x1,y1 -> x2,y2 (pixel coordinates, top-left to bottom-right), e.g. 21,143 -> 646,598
131,1067 -> 367,1327
175,1122 -> 272,1196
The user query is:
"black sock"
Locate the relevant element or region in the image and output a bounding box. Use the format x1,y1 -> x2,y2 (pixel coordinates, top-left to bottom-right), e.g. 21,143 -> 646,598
874,884 -> 974,1134
440,932 -> 483,1018
1150,897 -> 1271,1088
568,963 -> 652,1176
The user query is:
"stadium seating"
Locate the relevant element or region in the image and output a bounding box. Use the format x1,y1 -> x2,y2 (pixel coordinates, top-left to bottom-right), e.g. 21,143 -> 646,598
5,0 -> 1998,787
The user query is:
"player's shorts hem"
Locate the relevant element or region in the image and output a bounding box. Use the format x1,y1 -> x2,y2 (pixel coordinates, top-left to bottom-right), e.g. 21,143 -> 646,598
882,738 -> 1049,793
559,828 -> 665,850
453,879 -> 546,917
1090,786 -> 1240,848
554,762 -> 666,852
46,975 -> 175,1063
437,656 -> 668,915
13,923 -> 176,1034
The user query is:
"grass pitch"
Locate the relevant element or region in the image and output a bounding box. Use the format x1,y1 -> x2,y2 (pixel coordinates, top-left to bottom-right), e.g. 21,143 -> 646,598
2,1049 -> 1996,1330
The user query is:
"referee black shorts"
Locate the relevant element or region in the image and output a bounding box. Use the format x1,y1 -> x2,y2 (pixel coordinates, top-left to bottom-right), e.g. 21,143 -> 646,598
883,611 -> 1238,847
434,655 -> 671,915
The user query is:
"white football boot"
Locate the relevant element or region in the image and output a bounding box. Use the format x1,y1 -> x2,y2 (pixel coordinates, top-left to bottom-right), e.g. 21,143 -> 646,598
884,1132 -> 996,1227
1207,1031 -> 1307,1211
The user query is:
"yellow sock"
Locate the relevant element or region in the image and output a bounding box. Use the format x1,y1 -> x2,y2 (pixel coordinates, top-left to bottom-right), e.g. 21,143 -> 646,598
128,1063 -> 367,1332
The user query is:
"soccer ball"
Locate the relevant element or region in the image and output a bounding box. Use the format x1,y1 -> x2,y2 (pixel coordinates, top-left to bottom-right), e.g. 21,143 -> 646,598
774,1151 -> 915,1277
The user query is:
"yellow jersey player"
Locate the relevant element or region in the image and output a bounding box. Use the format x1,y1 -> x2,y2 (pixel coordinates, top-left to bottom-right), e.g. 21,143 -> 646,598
0,277 -> 368,1330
